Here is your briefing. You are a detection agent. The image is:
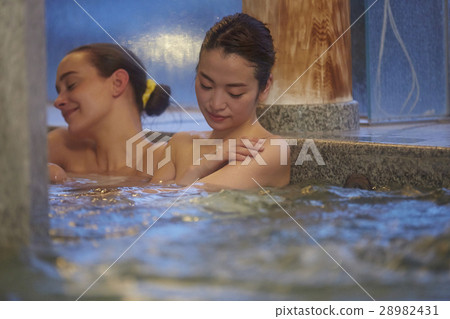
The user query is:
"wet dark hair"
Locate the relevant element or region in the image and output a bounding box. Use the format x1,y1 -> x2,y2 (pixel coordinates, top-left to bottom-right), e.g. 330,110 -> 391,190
69,43 -> 171,116
199,13 -> 275,91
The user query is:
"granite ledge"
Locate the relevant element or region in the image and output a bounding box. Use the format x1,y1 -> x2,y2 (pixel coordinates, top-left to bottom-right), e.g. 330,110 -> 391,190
257,101 -> 360,132
289,138 -> 450,189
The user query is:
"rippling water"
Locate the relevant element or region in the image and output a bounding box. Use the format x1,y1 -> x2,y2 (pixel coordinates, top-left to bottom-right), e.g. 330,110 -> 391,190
1,176 -> 449,300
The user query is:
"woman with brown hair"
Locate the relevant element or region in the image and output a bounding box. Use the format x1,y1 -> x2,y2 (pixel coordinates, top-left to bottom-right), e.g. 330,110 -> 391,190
48,43 -> 171,183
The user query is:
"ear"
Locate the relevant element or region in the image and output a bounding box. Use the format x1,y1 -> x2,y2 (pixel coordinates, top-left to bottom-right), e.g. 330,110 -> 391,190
110,69 -> 130,98
257,73 -> 273,103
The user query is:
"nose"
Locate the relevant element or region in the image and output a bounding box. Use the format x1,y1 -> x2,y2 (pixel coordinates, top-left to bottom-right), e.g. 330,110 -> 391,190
210,89 -> 227,112
53,92 -> 66,109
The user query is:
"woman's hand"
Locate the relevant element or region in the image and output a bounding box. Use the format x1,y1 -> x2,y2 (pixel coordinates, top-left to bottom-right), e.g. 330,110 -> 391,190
176,137 -> 265,185
48,163 -> 67,184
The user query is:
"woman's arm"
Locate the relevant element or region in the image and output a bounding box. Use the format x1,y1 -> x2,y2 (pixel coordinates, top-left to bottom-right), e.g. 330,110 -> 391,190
181,138 -> 290,189
199,140 -> 290,189
175,138 -> 265,186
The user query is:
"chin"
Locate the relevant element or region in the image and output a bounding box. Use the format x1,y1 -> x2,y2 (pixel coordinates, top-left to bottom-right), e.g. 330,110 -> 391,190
206,120 -> 228,131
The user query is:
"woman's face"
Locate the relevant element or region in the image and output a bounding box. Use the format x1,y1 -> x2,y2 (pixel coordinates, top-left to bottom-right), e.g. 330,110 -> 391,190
54,51 -> 113,136
195,49 -> 270,133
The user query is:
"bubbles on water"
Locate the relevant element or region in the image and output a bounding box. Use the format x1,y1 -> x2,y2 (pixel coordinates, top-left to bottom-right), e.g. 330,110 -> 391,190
42,179 -> 450,299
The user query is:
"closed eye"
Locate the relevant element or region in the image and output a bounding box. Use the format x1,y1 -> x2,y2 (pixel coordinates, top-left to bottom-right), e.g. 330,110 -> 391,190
200,83 -> 212,90
229,92 -> 244,98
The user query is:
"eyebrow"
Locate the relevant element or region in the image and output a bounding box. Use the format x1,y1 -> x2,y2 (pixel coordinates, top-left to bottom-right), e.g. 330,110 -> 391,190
199,71 -> 248,88
55,71 -> 77,93
59,71 -> 77,82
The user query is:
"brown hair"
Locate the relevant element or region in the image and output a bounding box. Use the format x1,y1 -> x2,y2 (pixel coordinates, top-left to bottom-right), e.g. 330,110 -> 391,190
69,43 -> 171,116
199,13 -> 275,91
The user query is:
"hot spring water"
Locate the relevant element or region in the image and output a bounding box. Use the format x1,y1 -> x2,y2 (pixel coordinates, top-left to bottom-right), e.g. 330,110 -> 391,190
1,176 -> 449,300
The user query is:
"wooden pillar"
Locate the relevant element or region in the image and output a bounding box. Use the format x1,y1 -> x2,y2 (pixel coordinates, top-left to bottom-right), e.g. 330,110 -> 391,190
243,0 -> 359,132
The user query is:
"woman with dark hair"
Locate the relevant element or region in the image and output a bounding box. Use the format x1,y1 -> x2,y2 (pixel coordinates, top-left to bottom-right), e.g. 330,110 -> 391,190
48,43 -> 171,182
152,13 -> 290,189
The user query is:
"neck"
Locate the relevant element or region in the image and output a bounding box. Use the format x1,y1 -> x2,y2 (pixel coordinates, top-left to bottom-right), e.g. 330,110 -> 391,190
210,114 -> 268,140
88,103 -> 143,173
94,126 -> 141,173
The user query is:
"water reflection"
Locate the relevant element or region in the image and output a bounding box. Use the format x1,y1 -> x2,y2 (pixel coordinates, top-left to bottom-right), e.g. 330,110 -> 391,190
3,180 -> 450,300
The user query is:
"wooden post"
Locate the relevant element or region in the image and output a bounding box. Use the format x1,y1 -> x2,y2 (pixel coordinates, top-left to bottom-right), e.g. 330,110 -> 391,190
0,0 -> 48,250
243,0 -> 359,132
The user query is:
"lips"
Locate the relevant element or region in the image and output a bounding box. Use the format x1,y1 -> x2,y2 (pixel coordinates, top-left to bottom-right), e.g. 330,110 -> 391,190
62,107 -> 79,121
207,112 -> 228,122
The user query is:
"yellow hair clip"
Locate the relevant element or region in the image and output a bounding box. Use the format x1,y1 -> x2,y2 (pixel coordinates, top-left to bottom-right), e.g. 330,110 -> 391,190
142,79 -> 156,107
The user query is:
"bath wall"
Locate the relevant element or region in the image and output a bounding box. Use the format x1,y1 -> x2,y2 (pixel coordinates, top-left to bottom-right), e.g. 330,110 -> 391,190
289,138 -> 450,189
354,0 -> 449,122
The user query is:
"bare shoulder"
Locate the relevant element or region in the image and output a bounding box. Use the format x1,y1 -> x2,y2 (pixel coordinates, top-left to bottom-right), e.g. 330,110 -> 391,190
265,134 -> 291,147
260,134 -> 291,161
169,131 -> 193,142
47,127 -> 94,168
169,130 -> 210,146
48,128 -> 70,165
47,127 -> 93,150
151,131 -> 209,182
244,133 -> 291,187
47,127 -> 69,146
